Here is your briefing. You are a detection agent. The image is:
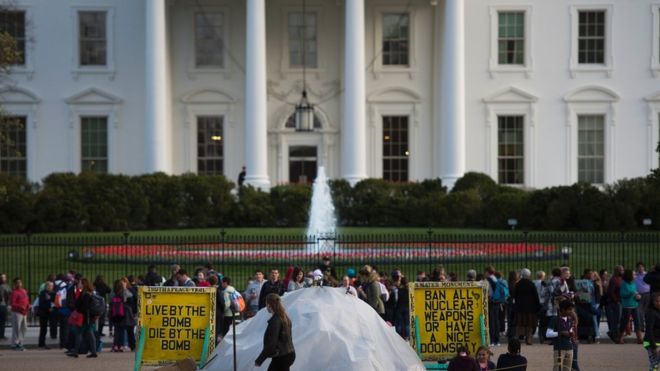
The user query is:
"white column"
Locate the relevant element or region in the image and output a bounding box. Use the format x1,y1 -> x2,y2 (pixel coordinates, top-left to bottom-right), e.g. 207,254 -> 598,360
145,0 -> 170,173
341,0 -> 367,186
244,0 -> 270,189
437,0 -> 465,190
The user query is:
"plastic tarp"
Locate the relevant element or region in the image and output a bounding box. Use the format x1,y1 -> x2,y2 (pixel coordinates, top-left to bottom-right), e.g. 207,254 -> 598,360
202,287 -> 425,371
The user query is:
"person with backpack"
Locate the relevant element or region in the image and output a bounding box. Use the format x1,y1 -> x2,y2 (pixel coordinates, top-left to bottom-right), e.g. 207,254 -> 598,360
93,275 -> 111,337
110,279 -> 134,352
221,276 -> 242,337
66,278 -> 98,358
485,266 -> 506,346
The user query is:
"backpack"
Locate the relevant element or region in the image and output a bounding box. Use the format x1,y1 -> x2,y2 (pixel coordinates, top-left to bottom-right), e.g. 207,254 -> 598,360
492,279 -> 509,304
110,296 -> 125,319
229,290 -> 246,313
90,293 -> 106,317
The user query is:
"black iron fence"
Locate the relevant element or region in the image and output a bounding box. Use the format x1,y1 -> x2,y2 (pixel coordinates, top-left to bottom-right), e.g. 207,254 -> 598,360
1,231 -> 659,301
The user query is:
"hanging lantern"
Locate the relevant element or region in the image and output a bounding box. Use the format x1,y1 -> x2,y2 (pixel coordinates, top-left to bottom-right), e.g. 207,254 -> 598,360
295,90 -> 314,131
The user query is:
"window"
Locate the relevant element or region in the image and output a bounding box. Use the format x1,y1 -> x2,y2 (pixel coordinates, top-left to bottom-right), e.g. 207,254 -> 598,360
197,116 -> 223,175
497,116 -> 524,185
79,11 -> 107,66
578,115 -> 605,184
578,11 -> 605,64
288,12 -> 316,68
382,116 -> 408,182
0,116 -> 26,178
382,13 -> 409,66
0,11 -> 25,65
81,116 -> 108,174
195,12 -> 224,68
498,12 -> 524,65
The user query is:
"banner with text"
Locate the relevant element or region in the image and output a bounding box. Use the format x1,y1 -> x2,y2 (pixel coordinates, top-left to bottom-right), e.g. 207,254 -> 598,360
137,286 -> 216,367
409,281 -> 489,361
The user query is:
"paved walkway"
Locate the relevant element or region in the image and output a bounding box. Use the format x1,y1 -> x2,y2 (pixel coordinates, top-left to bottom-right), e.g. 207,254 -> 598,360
0,325 -> 651,370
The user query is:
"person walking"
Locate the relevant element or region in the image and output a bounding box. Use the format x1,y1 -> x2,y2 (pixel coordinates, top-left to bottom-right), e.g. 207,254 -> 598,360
255,293 -> 295,370
0,273 -> 10,341
37,281 -> 55,349
9,277 -> 29,351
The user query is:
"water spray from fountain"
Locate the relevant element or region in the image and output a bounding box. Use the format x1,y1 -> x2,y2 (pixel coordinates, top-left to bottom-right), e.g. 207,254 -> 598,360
306,166 -> 337,254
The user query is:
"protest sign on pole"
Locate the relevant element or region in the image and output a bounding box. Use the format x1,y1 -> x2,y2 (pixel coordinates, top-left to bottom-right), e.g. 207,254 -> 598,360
409,281 -> 489,361
136,286 -> 216,368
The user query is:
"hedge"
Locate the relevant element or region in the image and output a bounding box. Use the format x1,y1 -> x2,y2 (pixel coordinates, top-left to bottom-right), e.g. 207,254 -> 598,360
1,170 -> 660,233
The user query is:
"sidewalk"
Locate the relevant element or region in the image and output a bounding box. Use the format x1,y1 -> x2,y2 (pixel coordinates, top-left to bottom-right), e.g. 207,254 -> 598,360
0,325 -> 115,350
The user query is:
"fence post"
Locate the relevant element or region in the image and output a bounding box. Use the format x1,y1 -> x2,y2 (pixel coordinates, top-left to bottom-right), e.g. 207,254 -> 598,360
427,228 -> 433,274
620,230 -> 625,267
523,230 -> 529,268
123,232 -> 130,277
220,229 -> 226,275
26,231 -> 32,298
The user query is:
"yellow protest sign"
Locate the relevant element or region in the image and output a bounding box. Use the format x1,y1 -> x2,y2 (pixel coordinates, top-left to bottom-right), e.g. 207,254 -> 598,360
409,281 -> 489,361
137,286 -> 216,367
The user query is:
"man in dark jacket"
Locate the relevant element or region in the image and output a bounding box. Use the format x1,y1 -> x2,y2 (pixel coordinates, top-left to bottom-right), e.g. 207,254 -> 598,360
38,281 -> 55,348
644,263 -> 660,294
144,265 -> 163,286
258,269 -> 285,310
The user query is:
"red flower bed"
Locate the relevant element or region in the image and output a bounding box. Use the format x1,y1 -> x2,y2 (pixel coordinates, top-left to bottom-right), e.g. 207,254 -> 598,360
82,242 -> 556,262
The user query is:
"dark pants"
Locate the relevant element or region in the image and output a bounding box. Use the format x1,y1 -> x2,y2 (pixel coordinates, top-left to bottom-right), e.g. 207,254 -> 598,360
606,302 -> 622,339
488,301 -> 500,344
538,314 -> 549,343
222,317 -> 235,337
97,310 -> 106,335
268,352 -> 296,371
58,312 -> 70,348
113,323 -> 125,347
38,313 -> 50,347
49,310 -> 58,339
0,305 -> 7,339
75,324 -> 97,356
126,326 -> 136,350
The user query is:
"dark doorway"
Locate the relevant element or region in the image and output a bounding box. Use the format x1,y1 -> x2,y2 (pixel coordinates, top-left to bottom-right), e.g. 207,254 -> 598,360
289,145 -> 317,183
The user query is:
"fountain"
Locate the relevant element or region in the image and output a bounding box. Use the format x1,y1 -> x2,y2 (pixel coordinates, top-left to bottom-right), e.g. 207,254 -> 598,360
306,166 -> 337,253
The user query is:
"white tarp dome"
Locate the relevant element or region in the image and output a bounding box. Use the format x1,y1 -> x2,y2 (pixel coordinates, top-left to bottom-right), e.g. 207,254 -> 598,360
202,287 -> 425,371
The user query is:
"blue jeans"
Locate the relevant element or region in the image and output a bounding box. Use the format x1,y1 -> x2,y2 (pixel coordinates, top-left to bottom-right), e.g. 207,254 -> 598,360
394,308 -> 409,338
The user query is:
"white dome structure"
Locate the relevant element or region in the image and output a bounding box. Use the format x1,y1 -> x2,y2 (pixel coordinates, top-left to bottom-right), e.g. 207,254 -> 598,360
203,287 -> 425,371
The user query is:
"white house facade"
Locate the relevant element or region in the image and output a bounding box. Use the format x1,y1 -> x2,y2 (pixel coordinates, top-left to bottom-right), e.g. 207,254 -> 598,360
1,0 -> 660,190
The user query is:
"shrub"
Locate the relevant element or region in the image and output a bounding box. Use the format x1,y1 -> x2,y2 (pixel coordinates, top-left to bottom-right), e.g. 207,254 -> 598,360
270,184 -> 311,227
0,174 -> 35,233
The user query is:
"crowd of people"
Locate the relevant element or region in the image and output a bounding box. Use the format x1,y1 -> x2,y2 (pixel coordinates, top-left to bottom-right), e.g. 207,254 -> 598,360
0,258 -> 658,370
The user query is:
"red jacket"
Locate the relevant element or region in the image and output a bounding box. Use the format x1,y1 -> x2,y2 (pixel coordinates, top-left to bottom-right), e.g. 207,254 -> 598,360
10,288 -> 29,315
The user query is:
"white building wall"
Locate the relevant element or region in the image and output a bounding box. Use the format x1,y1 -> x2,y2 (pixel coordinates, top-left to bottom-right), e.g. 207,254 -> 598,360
3,0 -> 659,188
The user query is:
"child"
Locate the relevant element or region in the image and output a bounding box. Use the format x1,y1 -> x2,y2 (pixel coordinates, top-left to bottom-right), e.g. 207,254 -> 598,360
552,300 -> 575,371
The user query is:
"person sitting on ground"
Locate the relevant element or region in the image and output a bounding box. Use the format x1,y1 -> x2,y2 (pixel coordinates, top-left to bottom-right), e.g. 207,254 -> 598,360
447,346 -> 478,371
496,338 -> 527,371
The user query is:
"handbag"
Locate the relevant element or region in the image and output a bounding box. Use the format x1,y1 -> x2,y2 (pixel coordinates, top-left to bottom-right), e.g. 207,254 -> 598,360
68,310 -> 84,327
